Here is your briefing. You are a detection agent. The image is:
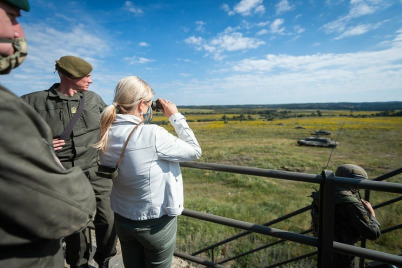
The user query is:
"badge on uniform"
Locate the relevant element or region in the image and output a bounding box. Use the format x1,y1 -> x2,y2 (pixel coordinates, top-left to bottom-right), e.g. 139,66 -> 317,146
71,106 -> 77,114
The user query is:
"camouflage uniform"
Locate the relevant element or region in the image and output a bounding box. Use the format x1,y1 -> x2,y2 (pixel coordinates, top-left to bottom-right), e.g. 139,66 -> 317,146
22,84 -> 117,267
333,165 -> 381,268
0,85 -> 96,267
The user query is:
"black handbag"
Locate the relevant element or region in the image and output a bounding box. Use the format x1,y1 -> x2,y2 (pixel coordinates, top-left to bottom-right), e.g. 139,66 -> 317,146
95,164 -> 119,180
95,120 -> 143,179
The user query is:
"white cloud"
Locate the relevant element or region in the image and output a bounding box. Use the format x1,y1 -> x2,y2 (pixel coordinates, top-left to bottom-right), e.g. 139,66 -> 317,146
2,22 -> 113,98
349,0 -> 377,18
139,42 -> 149,47
254,4 -> 266,14
322,0 -> 389,37
335,22 -> 383,39
212,30 -> 402,103
270,19 -> 286,34
124,1 -> 143,15
221,3 -> 231,13
257,21 -> 270,27
177,58 -> 192,63
195,21 -> 206,32
124,56 -> 154,64
294,25 -> 305,34
225,0 -> 266,16
211,32 -> 264,51
22,23 -> 108,72
257,29 -> 269,35
232,44 -> 402,73
223,26 -> 242,34
185,36 -> 204,47
276,0 -> 294,15
186,32 -> 265,60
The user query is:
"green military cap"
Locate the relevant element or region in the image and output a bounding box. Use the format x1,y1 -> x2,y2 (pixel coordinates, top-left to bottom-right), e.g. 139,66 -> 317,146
55,55 -> 92,79
4,0 -> 30,11
335,164 -> 368,180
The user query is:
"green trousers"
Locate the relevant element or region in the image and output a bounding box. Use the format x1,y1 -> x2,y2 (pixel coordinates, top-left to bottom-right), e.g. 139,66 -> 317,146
114,213 -> 177,268
65,168 -> 117,266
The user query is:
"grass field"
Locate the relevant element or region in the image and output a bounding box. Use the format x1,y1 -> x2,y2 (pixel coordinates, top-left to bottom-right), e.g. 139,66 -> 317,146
155,110 -> 401,267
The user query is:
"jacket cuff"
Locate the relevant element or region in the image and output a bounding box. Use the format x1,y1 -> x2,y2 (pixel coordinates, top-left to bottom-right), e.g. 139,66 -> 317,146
168,113 -> 185,124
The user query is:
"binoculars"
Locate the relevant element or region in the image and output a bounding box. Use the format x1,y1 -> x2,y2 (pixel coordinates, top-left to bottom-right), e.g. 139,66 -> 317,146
151,99 -> 163,111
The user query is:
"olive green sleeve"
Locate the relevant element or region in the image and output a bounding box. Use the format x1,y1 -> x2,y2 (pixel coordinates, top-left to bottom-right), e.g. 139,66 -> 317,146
345,201 -> 381,241
0,86 -> 96,244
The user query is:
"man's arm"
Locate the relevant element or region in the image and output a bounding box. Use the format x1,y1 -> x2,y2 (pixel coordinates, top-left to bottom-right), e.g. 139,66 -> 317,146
346,200 -> 381,241
0,89 -> 96,244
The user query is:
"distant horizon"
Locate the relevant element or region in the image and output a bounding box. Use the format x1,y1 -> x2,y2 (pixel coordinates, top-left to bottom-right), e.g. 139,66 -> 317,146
178,100 -> 402,107
2,0 -> 402,105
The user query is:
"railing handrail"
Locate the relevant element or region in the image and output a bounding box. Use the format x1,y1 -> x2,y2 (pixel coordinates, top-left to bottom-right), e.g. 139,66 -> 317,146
177,162 -> 402,267
181,208 -> 402,266
181,161 -> 402,193
191,205 -> 312,256
191,190 -> 401,263
182,209 -> 318,247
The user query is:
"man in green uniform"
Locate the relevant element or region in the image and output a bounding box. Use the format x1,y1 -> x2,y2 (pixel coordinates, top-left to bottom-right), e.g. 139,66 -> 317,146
0,0 -> 96,267
333,164 -> 381,267
22,56 -> 117,268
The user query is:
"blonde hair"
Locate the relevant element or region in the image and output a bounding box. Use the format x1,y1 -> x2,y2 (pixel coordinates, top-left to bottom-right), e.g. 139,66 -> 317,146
94,76 -> 154,152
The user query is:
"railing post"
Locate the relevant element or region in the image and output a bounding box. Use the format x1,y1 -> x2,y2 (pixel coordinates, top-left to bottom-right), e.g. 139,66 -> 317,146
318,170 -> 336,268
359,188 -> 371,267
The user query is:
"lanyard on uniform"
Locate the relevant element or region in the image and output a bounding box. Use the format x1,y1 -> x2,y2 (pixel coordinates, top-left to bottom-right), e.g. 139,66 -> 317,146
59,94 -> 85,140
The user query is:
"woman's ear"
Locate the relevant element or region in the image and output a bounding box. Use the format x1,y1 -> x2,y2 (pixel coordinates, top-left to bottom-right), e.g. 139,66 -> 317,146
138,99 -> 147,114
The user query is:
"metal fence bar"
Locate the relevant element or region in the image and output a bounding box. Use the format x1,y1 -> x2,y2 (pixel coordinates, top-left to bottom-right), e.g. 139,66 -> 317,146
263,251 -> 318,268
373,196 -> 402,209
191,205 -> 312,256
178,163 -> 402,267
218,230 -> 312,265
180,161 -> 322,183
380,223 -> 402,234
372,167 -> 402,181
359,168 -> 402,267
182,209 -> 318,247
173,251 -> 228,268
181,162 -> 402,193
335,176 -> 402,193
333,242 -> 402,266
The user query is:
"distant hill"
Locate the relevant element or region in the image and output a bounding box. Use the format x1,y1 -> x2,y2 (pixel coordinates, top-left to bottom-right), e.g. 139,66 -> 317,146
181,101 -> 402,111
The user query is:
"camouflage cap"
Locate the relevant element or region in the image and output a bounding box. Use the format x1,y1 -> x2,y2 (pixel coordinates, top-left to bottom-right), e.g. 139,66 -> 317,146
335,164 -> 368,180
4,0 -> 30,11
55,55 -> 92,79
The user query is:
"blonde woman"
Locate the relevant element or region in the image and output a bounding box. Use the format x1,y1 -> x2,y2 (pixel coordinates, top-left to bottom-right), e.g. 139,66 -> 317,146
94,76 -> 201,268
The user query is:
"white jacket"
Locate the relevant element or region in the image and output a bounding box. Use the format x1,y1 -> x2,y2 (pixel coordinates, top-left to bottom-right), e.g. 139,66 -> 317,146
99,113 -> 201,221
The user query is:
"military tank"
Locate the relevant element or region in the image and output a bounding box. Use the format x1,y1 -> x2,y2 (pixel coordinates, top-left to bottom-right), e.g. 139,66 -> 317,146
297,137 -> 338,148
311,130 -> 331,135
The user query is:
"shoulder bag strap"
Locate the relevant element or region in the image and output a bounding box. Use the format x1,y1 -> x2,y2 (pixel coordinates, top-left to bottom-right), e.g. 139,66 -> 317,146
59,94 -> 85,140
114,119 -> 145,169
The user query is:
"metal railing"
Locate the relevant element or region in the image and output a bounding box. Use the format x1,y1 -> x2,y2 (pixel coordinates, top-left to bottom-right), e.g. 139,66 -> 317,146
173,162 -> 402,268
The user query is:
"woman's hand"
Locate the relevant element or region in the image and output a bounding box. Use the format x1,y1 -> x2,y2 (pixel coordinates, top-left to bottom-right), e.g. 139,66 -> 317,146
159,98 -> 178,118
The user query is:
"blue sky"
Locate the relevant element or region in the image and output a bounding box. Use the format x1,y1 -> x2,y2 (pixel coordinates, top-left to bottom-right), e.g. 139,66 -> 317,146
2,0 -> 402,105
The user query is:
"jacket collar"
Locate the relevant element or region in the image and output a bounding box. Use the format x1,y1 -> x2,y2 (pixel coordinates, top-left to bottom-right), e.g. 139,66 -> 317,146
48,83 -> 83,100
115,113 -> 142,125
